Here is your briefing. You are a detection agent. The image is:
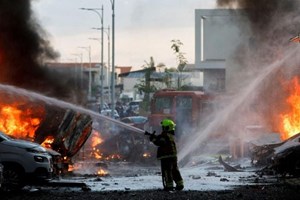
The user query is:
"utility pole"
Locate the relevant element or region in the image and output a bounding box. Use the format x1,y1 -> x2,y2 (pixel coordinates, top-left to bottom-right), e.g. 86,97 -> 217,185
80,6 -> 104,109
110,0 -> 115,118
78,46 -> 92,100
92,26 -> 111,102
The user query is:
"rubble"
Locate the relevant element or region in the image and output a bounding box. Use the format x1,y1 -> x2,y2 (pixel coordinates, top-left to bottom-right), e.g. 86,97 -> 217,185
218,156 -> 243,172
249,133 -> 300,177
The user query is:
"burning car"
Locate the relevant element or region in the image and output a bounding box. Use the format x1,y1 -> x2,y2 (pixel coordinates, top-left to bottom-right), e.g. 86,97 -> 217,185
88,122 -> 155,163
0,131 -> 53,191
0,88 -> 93,175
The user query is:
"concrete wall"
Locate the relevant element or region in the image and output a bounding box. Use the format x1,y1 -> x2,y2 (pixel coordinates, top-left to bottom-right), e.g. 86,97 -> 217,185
195,9 -> 248,92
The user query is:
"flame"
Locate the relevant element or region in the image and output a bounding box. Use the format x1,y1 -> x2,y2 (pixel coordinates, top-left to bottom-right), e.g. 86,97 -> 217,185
68,164 -> 75,172
41,136 -> 55,148
279,77 -> 300,140
0,104 -> 44,140
105,154 -> 121,160
97,168 -> 108,176
91,131 -> 103,147
92,148 -> 103,159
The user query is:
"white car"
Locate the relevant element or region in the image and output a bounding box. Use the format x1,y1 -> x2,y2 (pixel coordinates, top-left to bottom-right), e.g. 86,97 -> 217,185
0,131 -> 53,191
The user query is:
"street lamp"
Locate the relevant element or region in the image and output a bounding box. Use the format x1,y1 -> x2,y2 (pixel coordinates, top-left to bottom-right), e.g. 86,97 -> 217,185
72,53 -> 83,89
78,46 -> 92,100
92,26 -> 111,102
109,0 -> 116,118
80,6 -> 104,110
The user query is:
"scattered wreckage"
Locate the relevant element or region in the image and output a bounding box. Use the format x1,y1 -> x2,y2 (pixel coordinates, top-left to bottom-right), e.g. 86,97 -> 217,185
249,132 -> 300,177
219,132 -> 300,178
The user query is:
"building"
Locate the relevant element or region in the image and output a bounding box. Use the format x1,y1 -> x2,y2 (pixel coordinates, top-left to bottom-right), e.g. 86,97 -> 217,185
194,9 -> 249,92
118,67 -> 203,102
45,62 -> 131,104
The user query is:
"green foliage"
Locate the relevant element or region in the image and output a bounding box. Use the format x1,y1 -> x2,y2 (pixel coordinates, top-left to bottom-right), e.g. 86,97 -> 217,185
133,79 -> 157,94
134,57 -> 159,112
134,40 -> 189,110
171,39 -> 188,71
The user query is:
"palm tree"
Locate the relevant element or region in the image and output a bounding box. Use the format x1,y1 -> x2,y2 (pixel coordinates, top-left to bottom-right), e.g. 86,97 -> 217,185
171,39 -> 188,89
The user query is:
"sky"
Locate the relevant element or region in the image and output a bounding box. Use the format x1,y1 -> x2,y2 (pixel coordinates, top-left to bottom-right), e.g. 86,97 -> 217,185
32,0 -> 216,70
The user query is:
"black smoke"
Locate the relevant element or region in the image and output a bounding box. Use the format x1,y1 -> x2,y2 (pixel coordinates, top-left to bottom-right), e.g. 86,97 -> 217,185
0,0 -> 78,100
216,0 -> 300,133
217,0 -> 300,63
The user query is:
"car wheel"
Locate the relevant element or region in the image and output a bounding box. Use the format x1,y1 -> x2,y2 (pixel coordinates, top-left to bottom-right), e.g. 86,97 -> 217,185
2,165 -> 25,191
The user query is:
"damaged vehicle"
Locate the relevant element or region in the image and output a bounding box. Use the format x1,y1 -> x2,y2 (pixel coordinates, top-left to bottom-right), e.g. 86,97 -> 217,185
0,89 -> 93,175
249,133 -> 300,177
0,131 -> 53,191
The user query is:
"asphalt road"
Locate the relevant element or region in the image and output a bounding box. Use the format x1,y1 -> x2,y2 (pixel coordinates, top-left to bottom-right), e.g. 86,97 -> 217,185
1,184 -> 300,200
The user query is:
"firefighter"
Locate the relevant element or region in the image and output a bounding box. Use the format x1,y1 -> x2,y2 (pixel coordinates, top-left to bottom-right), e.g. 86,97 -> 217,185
147,119 -> 184,191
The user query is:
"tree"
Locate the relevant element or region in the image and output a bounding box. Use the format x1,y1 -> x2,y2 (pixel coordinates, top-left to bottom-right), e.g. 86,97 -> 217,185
171,39 -> 188,89
171,39 -> 188,72
134,57 -> 161,113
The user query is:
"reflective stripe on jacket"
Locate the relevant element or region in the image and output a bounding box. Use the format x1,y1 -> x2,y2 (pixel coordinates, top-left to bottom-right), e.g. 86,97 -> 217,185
151,132 -> 177,160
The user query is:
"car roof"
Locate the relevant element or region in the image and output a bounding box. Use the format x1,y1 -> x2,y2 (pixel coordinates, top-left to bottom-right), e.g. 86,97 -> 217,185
122,116 -> 147,122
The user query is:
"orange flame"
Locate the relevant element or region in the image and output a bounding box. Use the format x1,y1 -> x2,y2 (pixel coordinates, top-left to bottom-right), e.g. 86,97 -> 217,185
41,136 -> 55,148
97,168 -> 108,176
91,131 -> 103,147
0,104 -> 44,140
92,148 -> 103,159
280,77 -> 300,140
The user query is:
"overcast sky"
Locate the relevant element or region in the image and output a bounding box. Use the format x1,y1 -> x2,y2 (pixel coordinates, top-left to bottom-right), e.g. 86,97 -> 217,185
32,0 -> 216,69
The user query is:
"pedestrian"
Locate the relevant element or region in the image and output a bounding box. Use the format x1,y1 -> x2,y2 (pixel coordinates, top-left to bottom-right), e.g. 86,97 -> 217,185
147,119 -> 184,191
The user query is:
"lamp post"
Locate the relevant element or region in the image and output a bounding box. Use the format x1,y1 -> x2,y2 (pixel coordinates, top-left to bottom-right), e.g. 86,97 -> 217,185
72,53 -> 83,89
78,46 -> 92,100
88,37 -> 103,103
80,6 -> 104,110
109,0 -> 115,118
92,26 -> 111,102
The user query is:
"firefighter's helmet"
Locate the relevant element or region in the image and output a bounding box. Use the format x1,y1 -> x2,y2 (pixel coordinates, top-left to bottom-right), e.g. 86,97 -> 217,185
161,119 -> 176,131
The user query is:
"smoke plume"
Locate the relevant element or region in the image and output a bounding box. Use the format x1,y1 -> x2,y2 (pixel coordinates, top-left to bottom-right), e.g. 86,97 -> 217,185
215,0 -> 300,132
217,0 -> 300,63
179,0 -> 300,164
0,0 -> 77,100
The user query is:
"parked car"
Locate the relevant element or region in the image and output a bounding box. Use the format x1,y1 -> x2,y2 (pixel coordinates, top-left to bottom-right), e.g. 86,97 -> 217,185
0,131 -> 53,191
121,116 -> 148,130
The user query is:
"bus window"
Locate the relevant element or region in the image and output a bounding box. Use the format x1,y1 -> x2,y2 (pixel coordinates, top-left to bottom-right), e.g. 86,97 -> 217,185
176,96 -> 192,109
154,97 -> 172,114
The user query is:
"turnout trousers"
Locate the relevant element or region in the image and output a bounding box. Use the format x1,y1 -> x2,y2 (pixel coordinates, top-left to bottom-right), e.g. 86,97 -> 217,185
160,157 -> 184,189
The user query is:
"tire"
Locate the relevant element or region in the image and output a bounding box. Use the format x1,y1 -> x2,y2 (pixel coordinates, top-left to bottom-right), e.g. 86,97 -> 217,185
1,164 -> 25,191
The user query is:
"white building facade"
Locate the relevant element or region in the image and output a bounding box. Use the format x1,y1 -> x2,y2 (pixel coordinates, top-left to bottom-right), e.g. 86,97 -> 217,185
195,9 -> 249,92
